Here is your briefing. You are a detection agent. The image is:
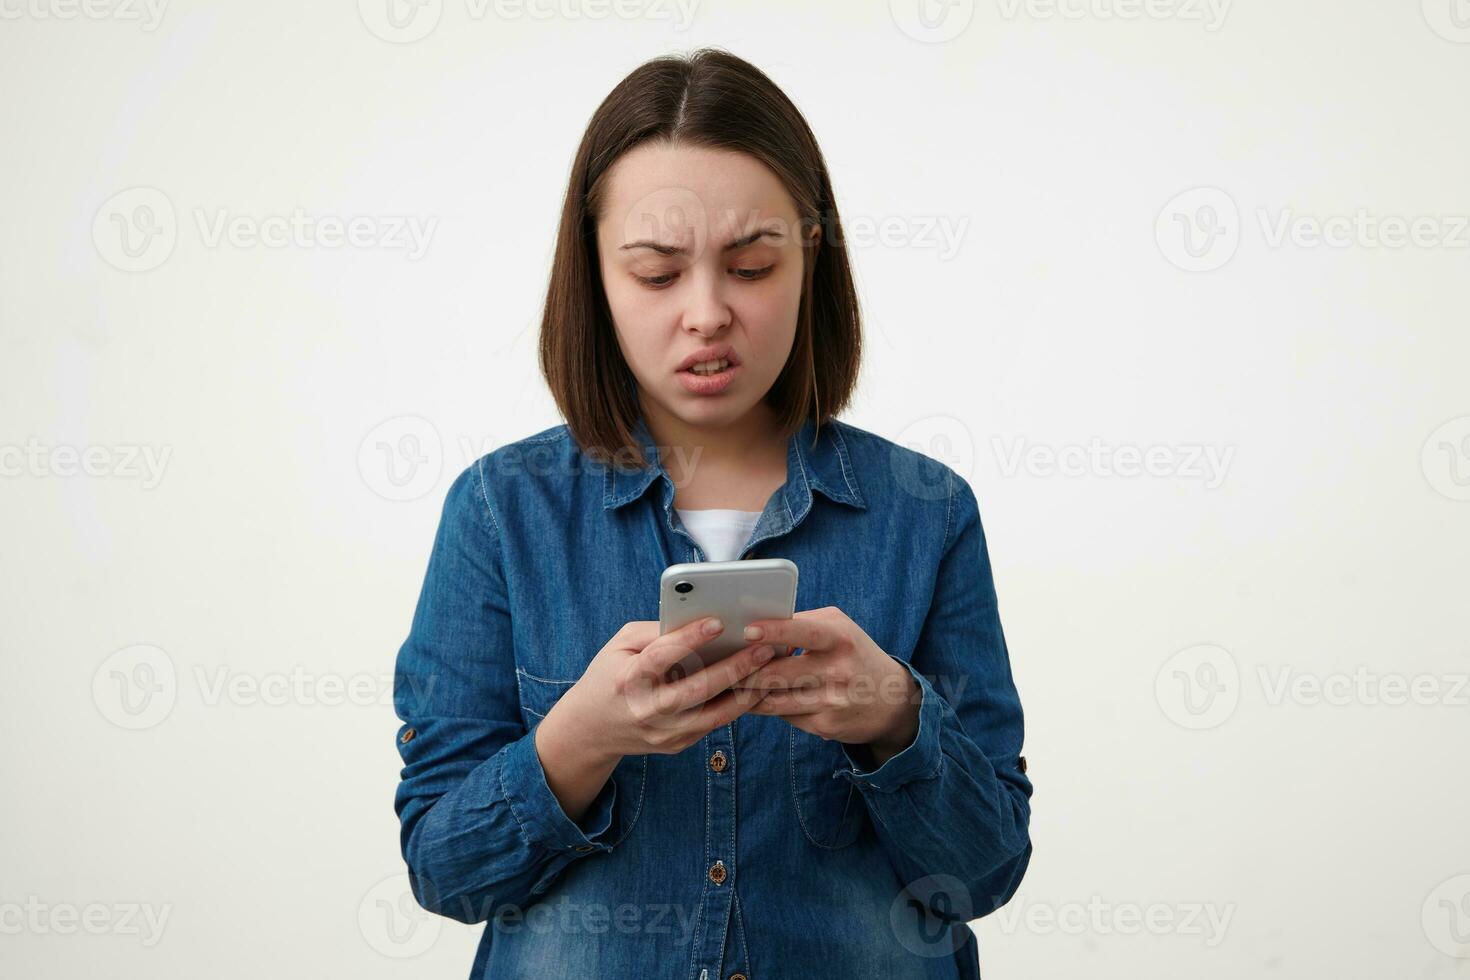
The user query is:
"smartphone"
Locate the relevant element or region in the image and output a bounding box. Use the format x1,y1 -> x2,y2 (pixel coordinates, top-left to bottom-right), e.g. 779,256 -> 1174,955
658,558 -> 798,680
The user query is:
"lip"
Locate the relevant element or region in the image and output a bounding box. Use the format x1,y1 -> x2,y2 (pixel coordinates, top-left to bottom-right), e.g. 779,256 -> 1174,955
675,343 -> 741,373
677,361 -> 740,395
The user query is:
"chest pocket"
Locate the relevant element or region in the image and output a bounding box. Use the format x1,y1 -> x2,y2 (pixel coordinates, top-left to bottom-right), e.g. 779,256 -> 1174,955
514,669 -> 649,847
788,728 -> 865,849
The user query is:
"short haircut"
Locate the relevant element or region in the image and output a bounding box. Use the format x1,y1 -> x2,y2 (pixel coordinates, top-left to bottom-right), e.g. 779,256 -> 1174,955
538,47 -> 863,470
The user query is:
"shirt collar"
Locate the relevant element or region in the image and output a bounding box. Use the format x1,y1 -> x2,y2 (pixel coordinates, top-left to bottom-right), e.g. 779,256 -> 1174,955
601,411 -> 867,513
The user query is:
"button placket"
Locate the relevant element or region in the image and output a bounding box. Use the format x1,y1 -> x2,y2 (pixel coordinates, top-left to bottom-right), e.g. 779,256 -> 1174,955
689,724 -> 738,979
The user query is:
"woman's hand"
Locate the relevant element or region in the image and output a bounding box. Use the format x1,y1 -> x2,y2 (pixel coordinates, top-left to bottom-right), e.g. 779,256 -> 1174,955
540,616 -> 776,764
735,606 -> 921,764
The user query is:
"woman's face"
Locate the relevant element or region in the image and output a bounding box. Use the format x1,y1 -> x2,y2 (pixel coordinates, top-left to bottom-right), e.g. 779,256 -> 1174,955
594,142 -> 817,432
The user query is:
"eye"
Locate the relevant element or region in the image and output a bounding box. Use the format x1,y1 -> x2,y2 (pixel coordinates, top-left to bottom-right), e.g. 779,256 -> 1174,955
632,265 -> 775,290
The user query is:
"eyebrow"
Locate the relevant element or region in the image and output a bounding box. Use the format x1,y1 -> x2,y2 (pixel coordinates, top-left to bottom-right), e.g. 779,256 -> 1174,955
619,227 -> 783,256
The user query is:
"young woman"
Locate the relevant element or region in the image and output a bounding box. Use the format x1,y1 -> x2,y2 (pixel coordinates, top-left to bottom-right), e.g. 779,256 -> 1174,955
393,48 -> 1032,980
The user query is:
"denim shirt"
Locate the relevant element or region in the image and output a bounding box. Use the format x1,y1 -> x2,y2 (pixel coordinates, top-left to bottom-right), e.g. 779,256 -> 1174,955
392,412 -> 1033,980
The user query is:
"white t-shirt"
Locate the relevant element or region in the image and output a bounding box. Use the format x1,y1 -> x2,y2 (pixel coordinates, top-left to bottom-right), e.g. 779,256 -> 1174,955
675,507 -> 762,563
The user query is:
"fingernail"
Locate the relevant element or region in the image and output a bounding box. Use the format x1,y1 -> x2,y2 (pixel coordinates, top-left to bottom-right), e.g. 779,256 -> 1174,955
744,625 -> 763,641
755,645 -> 774,663
704,618 -> 724,635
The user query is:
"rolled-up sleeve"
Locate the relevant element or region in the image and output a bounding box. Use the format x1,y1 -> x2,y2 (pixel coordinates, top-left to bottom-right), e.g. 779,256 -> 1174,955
833,470 -> 1033,922
392,459 -> 613,925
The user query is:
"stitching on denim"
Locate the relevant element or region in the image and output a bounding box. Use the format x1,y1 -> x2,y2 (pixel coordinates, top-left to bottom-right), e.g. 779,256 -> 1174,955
730,730 -> 749,972
518,430 -> 565,446
496,749 -> 540,850
836,772 -> 861,828
941,467 -> 957,552
783,450 -> 804,532
793,432 -> 812,503
788,728 -> 856,850
829,421 -> 864,505
917,675 -> 945,783
473,455 -> 502,538
688,732 -> 712,980
514,667 -> 577,686
605,755 -> 647,848
732,884 -> 750,974
510,666 -> 527,730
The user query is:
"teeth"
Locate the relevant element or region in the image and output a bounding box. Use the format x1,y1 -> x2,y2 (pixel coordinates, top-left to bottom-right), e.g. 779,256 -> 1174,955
690,358 -> 730,375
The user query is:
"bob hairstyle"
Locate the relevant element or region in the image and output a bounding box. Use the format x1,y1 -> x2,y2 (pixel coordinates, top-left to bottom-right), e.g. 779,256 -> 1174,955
537,47 -> 863,471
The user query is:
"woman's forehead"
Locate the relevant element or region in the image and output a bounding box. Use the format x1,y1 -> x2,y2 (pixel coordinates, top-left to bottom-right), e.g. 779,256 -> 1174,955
598,143 -> 800,240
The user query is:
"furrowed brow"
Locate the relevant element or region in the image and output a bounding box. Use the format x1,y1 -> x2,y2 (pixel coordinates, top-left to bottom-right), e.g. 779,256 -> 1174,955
620,227 -> 783,256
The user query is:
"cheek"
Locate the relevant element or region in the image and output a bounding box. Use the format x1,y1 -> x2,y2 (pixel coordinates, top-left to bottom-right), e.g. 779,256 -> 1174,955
603,271 -> 646,317
737,292 -> 793,332
608,278 -> 681,339
734,277 -> 802,354
603,278 -> 660,356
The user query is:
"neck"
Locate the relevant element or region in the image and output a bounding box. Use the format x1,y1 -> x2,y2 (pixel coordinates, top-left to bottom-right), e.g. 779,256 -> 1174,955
638,397 -> 787,487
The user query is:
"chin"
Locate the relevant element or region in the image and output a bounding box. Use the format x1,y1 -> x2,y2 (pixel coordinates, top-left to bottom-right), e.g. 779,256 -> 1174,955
672,394 -> 756,422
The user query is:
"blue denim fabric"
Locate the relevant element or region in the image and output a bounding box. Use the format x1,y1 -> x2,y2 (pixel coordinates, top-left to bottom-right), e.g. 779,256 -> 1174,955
392,411 -> 1033,979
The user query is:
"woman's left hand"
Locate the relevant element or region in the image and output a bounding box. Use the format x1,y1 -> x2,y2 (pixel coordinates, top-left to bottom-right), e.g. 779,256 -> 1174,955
734,606 -> 921,759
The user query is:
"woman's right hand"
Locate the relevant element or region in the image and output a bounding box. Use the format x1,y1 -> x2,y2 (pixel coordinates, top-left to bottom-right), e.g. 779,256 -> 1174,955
541,616 -> 776,763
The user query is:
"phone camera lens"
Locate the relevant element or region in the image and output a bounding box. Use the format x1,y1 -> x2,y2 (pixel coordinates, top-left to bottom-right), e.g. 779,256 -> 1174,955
674,581 -> 693,595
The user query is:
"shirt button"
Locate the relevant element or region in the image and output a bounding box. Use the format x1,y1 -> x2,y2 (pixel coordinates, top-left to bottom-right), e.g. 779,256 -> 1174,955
730,974 -> 749,980
707,860 -> 727,885
400,728 -> 416,744
709,750 -> 727,773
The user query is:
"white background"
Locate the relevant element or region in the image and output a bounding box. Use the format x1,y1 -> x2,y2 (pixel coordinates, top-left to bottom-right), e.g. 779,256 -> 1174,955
2,1 -> 1467,976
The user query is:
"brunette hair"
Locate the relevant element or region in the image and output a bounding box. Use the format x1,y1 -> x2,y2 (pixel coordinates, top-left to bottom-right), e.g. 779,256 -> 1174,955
537,47 -> 863,470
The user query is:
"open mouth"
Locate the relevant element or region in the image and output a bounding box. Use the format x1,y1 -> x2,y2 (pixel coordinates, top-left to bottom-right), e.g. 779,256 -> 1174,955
685,358 -> 733,376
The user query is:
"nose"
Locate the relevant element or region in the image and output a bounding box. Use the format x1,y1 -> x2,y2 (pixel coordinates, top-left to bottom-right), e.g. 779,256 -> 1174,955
680,267 -> 732,337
